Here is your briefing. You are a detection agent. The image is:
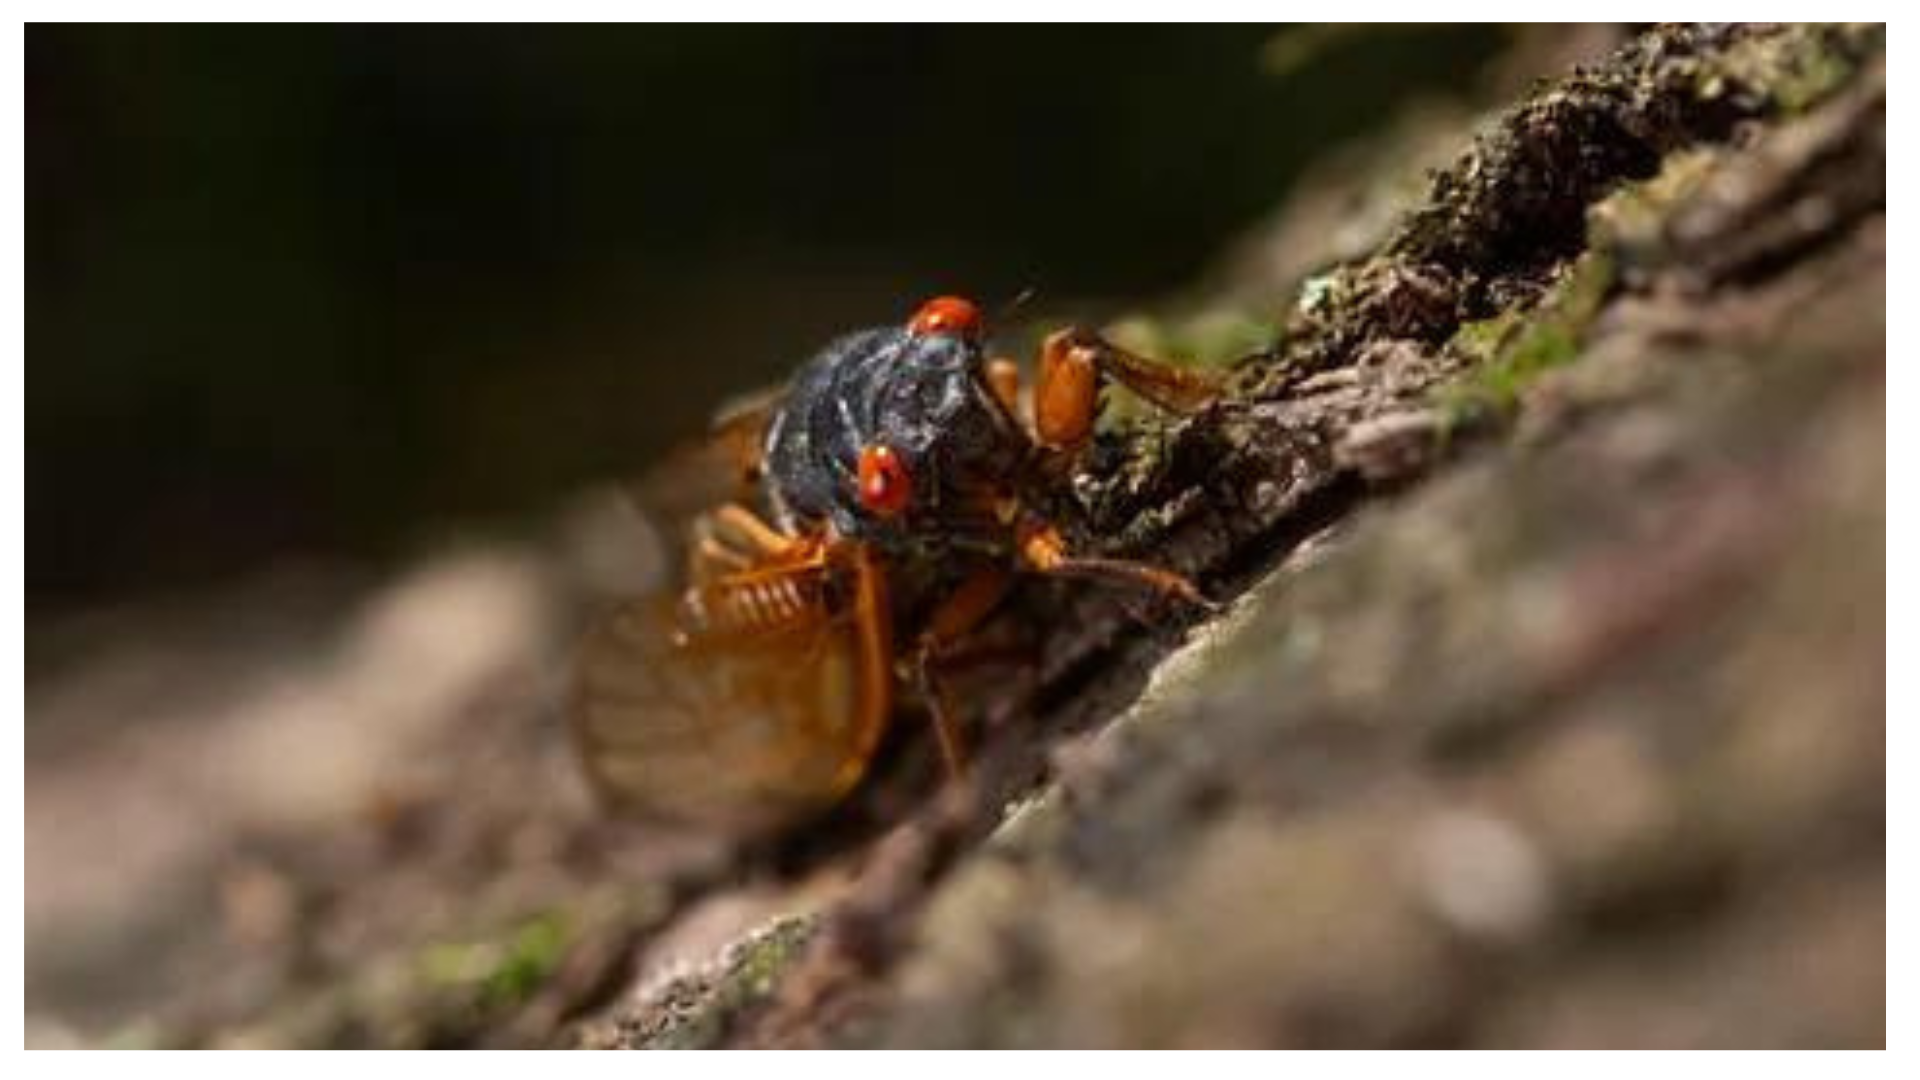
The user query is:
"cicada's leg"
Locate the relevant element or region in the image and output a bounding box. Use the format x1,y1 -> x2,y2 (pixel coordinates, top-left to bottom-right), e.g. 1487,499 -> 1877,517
840,541 -> 895,792
677,530 -> 833,644
1016,518 -> 1213,611
688,502 -> 807,588
692,534 -> 749,575
711,503 -> 802,558
1031,327 -> 1220,452
908,566 -> 1015,780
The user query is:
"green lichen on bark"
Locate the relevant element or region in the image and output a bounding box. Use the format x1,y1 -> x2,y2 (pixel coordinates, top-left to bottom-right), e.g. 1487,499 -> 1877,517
418,911 -> 572,1013
1437,249 -> 1615,426
208,884 -> 668,1049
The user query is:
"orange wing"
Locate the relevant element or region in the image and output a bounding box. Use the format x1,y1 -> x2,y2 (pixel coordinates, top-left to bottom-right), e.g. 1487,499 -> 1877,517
570,542 -> 895,836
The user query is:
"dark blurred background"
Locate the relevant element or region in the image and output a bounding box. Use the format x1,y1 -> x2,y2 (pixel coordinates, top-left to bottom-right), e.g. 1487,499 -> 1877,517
29,24 -> 1510,613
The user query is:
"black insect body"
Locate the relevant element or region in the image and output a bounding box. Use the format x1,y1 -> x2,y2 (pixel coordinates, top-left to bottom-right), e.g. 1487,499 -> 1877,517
763,324 -> 1028,559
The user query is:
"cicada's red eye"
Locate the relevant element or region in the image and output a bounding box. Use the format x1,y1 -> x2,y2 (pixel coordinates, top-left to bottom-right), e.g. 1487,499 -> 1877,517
907,295 -> 983,342
857,444 -> 913,518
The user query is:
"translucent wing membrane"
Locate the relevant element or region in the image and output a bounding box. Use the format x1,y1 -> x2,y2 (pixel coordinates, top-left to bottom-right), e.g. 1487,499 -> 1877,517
571,549 -> 893,836
623,387 -> 784,554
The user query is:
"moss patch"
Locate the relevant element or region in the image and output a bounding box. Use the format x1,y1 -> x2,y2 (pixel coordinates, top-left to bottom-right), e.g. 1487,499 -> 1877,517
1438,251 -> 1615,427
420,912 -> 571,1009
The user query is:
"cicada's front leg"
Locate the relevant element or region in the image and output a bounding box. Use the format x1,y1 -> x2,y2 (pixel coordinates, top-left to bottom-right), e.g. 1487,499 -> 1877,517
997,328 -> 1219,609
1032,327 -> 1220,453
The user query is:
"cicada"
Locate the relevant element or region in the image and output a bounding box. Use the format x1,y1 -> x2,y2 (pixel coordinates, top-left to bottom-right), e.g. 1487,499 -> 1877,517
572,296 -> 1217,836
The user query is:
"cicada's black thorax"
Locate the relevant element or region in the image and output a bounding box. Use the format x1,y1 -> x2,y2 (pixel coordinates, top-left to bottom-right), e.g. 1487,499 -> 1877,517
763,326 -> 1028,555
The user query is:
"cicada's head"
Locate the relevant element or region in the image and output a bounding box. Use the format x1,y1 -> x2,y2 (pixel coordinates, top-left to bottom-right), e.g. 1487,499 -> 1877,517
763,296 -> 1028,555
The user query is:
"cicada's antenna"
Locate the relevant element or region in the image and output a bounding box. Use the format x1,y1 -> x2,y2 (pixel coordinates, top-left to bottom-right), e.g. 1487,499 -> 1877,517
993,286 -> 1039,328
